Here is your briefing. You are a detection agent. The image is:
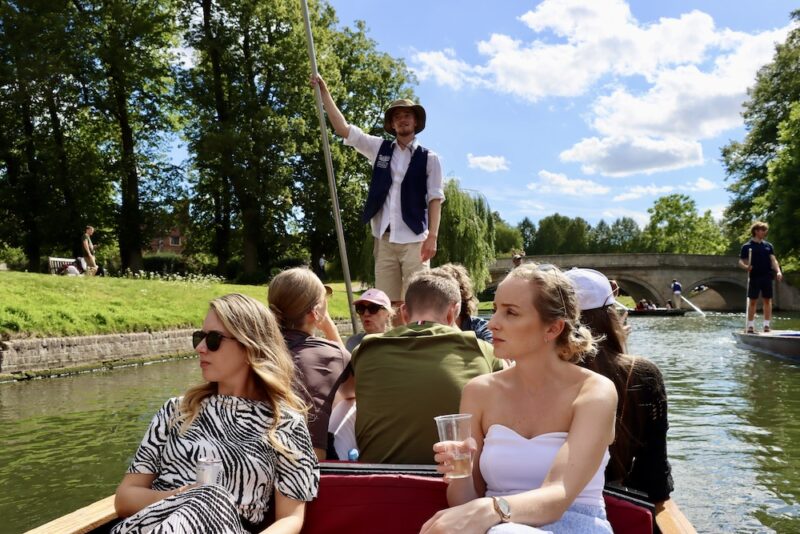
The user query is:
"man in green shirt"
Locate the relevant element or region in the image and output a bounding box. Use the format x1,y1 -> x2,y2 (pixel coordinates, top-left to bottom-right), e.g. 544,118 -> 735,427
352,270 -> 503,464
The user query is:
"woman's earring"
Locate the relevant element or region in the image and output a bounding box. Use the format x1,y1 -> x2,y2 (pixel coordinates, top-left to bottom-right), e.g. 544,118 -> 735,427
544,336 -> 549,344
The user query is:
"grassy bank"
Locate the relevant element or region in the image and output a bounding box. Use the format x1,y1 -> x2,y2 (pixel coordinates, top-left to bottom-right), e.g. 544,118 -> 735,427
0,271 -> 355,340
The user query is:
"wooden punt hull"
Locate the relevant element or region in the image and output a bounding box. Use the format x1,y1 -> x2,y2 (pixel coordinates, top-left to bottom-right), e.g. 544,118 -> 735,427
732,330 -> 800,361
27,462 -> 696,534
627,309 -> 688,317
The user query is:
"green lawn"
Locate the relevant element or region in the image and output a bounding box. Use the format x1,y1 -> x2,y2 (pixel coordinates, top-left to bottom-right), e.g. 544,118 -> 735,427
0,271 -> 357,339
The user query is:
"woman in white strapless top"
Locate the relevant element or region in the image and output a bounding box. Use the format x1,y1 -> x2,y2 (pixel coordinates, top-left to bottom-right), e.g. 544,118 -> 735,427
421,264 -> 618,534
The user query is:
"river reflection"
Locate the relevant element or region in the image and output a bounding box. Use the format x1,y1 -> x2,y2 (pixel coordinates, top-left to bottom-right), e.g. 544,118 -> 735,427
0,358 -> 201,533
1,314 -> 799,533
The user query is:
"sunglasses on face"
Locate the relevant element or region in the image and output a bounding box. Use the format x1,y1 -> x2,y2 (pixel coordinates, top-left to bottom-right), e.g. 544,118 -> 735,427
192,330 -> 236,351
355,303 -> 384,315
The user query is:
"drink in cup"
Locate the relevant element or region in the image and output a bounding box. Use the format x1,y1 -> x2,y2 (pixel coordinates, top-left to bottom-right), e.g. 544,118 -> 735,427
196,456 -> 223,485
434,413 -> 473,479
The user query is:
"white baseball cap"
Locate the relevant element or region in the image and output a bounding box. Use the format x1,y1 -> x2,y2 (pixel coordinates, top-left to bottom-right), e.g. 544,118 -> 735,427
564,268 -> 617,311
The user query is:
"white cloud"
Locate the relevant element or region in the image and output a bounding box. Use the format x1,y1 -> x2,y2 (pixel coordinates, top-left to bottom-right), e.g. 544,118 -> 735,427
411,0 -> 793,176
411,48 -> 484,90
560,136 -> 703,176
527,169 -> 610,196
602,208 -> 650,227
467,153 -> 510,172
685,177 -> 717,191
613,184 -> 674,202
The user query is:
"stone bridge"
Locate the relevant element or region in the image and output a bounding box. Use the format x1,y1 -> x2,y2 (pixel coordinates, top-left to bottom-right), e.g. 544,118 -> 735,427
489,254 -> 800,311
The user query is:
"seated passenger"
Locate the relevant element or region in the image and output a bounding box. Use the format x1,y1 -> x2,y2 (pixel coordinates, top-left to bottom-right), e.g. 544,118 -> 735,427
565,268 -> 674,504
423,264 -> 617,533
345,288 -> 394,352
353,270 -> 504,464
268,267 -> 351,460
438,263 -> 493,343
111,293 -> 319,534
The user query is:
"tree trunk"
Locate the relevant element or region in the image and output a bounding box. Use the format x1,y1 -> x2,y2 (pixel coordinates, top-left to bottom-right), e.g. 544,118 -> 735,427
46,85 -> 82,255
108,54 -> 143,271
202,0 -> 234,275
19,92 -> 43,271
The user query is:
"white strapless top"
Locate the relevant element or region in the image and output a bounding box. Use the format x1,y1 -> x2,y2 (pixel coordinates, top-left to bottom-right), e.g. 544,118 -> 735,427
480,424 -> 608,507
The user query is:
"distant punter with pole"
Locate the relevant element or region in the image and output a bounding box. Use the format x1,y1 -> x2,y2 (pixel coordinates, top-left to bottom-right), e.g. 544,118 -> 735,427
311,75 -> 444,310
739,221 -> 783,333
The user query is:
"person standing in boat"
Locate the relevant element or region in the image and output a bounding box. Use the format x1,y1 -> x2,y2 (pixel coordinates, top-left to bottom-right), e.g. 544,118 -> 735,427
565,268 -> 675,506
739,221 -> 783,333
311,74 -> 444,312
670,279 -> 682,309
111,294 -> 319,534
422,264 -> 617,533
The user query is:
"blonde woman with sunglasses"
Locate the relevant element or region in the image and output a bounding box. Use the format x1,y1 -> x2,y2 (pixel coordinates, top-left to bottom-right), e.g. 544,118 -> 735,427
422,264 -> 617,534
111,294 -> 319,534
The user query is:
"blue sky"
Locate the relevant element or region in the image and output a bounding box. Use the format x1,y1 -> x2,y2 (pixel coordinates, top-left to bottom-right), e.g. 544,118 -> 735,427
325,0 -> 797,228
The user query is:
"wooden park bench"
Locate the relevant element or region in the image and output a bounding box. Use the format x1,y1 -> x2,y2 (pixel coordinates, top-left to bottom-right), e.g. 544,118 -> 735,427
48,257 -> 78,275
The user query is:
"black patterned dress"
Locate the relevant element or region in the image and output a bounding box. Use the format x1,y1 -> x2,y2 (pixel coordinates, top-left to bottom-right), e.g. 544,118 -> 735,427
111,395 -> 319,534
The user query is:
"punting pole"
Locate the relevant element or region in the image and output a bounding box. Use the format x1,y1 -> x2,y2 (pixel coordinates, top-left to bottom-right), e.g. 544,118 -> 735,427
744,248 -> 753,332
299,0 -> 358,335
680,295 -> 705,317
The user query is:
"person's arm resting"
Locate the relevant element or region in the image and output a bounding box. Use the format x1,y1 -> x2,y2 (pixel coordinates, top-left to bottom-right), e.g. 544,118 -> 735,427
771,254 -> 783,281
261,489 -> 306,534
114,473 -> 191,517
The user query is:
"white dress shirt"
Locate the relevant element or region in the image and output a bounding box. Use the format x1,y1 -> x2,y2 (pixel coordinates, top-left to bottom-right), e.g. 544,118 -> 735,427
345,125 -> 444,244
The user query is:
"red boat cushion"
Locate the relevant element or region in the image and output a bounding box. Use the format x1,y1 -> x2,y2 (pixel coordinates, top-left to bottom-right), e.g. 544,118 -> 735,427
605,494 -> 653,534
301,473 -> 448,534
301,473 -> 653,534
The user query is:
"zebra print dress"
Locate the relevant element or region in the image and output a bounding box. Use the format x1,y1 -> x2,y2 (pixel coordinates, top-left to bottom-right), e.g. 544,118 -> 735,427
111,395 -> 319,534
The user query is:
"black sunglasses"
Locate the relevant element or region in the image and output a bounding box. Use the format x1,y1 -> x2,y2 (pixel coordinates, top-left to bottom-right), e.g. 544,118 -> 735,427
192,330 -> 236,351
355,303 -> 384,315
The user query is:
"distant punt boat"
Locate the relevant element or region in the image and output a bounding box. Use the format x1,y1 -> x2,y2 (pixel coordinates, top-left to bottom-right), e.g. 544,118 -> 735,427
627,308 -> 688,317
732,330 -> 800,362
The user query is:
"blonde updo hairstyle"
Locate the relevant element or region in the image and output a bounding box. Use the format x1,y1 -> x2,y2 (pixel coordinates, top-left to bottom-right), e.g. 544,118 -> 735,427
179,293 -> 308,458
268,267 -> 327,331
506,263 -> 597,363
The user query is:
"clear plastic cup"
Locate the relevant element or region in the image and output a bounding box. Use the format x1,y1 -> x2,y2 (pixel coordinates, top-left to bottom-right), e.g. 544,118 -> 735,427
434,413 -> 473,478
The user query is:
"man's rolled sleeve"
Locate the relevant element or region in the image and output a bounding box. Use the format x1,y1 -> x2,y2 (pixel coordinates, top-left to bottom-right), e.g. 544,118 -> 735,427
344,125 -> 382,163
426,151 -> 445,202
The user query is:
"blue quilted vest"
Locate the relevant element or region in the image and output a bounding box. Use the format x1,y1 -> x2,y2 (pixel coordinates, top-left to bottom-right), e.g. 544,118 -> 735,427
362,140 -> 429,235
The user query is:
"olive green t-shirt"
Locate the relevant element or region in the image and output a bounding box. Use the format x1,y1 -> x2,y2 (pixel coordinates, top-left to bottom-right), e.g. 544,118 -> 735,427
352,321 -> 502,464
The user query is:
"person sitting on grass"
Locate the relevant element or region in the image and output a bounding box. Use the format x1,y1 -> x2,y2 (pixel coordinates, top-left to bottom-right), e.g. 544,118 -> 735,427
111,293 -> 319,534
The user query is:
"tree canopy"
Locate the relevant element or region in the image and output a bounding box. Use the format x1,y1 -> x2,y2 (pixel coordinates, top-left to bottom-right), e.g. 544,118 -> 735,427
722,9 -> 800,259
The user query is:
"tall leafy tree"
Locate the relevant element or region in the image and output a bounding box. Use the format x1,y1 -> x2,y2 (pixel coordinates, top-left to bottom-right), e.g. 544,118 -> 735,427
532,213 -> 571,255
493,212 -> 523,254
764,100 -> 800,257
435,180 -> 495,291
589,219 -> 613,253
722,10 -> 800,251
517,217 -> 536,255
608,217 -> 642,253
642,194 -> 725,254
76,0 -> 180,271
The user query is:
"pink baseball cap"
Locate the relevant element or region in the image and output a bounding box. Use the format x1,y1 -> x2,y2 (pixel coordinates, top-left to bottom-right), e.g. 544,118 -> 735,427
354,288 -> 392,309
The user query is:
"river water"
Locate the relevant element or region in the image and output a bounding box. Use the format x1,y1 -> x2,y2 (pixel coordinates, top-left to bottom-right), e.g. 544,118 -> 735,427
1,313 -> 799,533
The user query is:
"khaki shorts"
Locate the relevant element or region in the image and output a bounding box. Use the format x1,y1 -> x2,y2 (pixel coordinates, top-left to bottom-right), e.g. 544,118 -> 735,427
373,235 -> 429,302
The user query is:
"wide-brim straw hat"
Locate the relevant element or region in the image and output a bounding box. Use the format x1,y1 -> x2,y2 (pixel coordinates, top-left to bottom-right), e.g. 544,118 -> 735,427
383,99 -> 426,136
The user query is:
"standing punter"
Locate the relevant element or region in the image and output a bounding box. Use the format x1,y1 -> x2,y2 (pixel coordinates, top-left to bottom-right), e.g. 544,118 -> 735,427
739,221 -> 783,333
311,75 -> 444,310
